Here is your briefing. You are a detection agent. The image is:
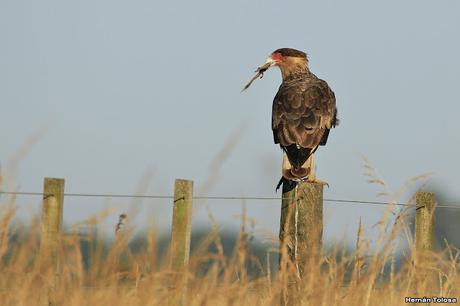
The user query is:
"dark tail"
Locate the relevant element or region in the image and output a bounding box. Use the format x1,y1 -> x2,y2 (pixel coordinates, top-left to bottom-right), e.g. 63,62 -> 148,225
282,144 -> 312,170
276,144 -> 318,191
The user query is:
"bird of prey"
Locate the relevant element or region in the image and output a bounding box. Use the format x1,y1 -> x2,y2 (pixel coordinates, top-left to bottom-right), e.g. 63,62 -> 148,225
243,48 -> 338,190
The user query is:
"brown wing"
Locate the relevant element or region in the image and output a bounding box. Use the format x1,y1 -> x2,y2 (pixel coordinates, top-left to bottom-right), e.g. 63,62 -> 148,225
272,76 -> 337,149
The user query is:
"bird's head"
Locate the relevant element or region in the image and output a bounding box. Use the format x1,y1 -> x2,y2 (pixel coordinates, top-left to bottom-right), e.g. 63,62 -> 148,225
242,48 -> 309,91
263,48 -> 309,78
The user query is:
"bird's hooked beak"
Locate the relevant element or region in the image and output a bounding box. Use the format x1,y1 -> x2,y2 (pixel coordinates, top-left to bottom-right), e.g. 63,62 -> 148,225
242,57 -> 277,91
258,57 -> 277,72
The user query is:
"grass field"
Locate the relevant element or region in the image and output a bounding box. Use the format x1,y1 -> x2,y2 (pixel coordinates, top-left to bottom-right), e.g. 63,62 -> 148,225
0,195 -> 459,306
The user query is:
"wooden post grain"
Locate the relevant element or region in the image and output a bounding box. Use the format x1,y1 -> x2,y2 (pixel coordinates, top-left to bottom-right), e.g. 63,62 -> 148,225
40,177 -> 65,306
279,181 -> 323,275
41,177 -> 65,264
414,191 -> 436,287
279,179 -> 323,305
415,191 -> 436,252
170,179 -> 193,270
168,179 -> 193,306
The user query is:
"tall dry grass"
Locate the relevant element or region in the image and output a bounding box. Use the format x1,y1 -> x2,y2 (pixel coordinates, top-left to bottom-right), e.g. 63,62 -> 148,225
0,135 -> 458,305
0,192 -> 459,306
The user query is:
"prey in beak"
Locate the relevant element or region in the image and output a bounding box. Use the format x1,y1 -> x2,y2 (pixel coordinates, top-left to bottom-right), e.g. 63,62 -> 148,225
242,57 -> 276,91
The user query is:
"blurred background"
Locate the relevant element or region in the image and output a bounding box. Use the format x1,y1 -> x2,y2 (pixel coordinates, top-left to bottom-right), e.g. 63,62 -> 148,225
1,0 -> 459,252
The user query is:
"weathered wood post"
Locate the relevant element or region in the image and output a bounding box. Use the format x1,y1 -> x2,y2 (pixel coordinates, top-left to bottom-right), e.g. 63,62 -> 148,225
415,191 -> 436,252
40,177 -> 65,305
279,181 -> 323,273
279,176 -> 323,305
170,179 -> 193,270
414,191 -> 436,288
40,177 -> 65,265
169,179 -> 193,305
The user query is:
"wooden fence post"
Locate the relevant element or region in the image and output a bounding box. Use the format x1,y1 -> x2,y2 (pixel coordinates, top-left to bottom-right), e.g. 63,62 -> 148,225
169,179 -> 193,306
40,177 -> 65,264
40,177 -> 65,305
414,191 -> 436,287
279,180 -> 323,274
279,180 -> 323,304
170,179 -> 194,270
415,191 -> 435,252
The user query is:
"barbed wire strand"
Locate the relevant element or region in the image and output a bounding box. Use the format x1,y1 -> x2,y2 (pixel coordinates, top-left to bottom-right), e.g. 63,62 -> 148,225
0,190 -> 459,209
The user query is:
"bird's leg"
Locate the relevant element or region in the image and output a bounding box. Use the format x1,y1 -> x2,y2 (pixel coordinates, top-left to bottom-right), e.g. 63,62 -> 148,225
307,153 -> 315,181
281,151 -> 328,187
282,152 -> 291,172
305,153 -> 329,187
281,152 -> 303,180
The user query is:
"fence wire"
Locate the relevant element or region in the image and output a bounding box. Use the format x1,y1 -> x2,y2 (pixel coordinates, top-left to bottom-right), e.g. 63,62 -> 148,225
1,190 -> 460,209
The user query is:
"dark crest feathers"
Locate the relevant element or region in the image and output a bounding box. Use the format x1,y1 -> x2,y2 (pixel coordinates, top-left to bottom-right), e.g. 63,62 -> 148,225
273,48 -> 307,59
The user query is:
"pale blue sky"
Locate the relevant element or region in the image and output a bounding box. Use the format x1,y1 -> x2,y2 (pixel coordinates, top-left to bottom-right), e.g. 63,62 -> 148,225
1,0 -> 459,242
